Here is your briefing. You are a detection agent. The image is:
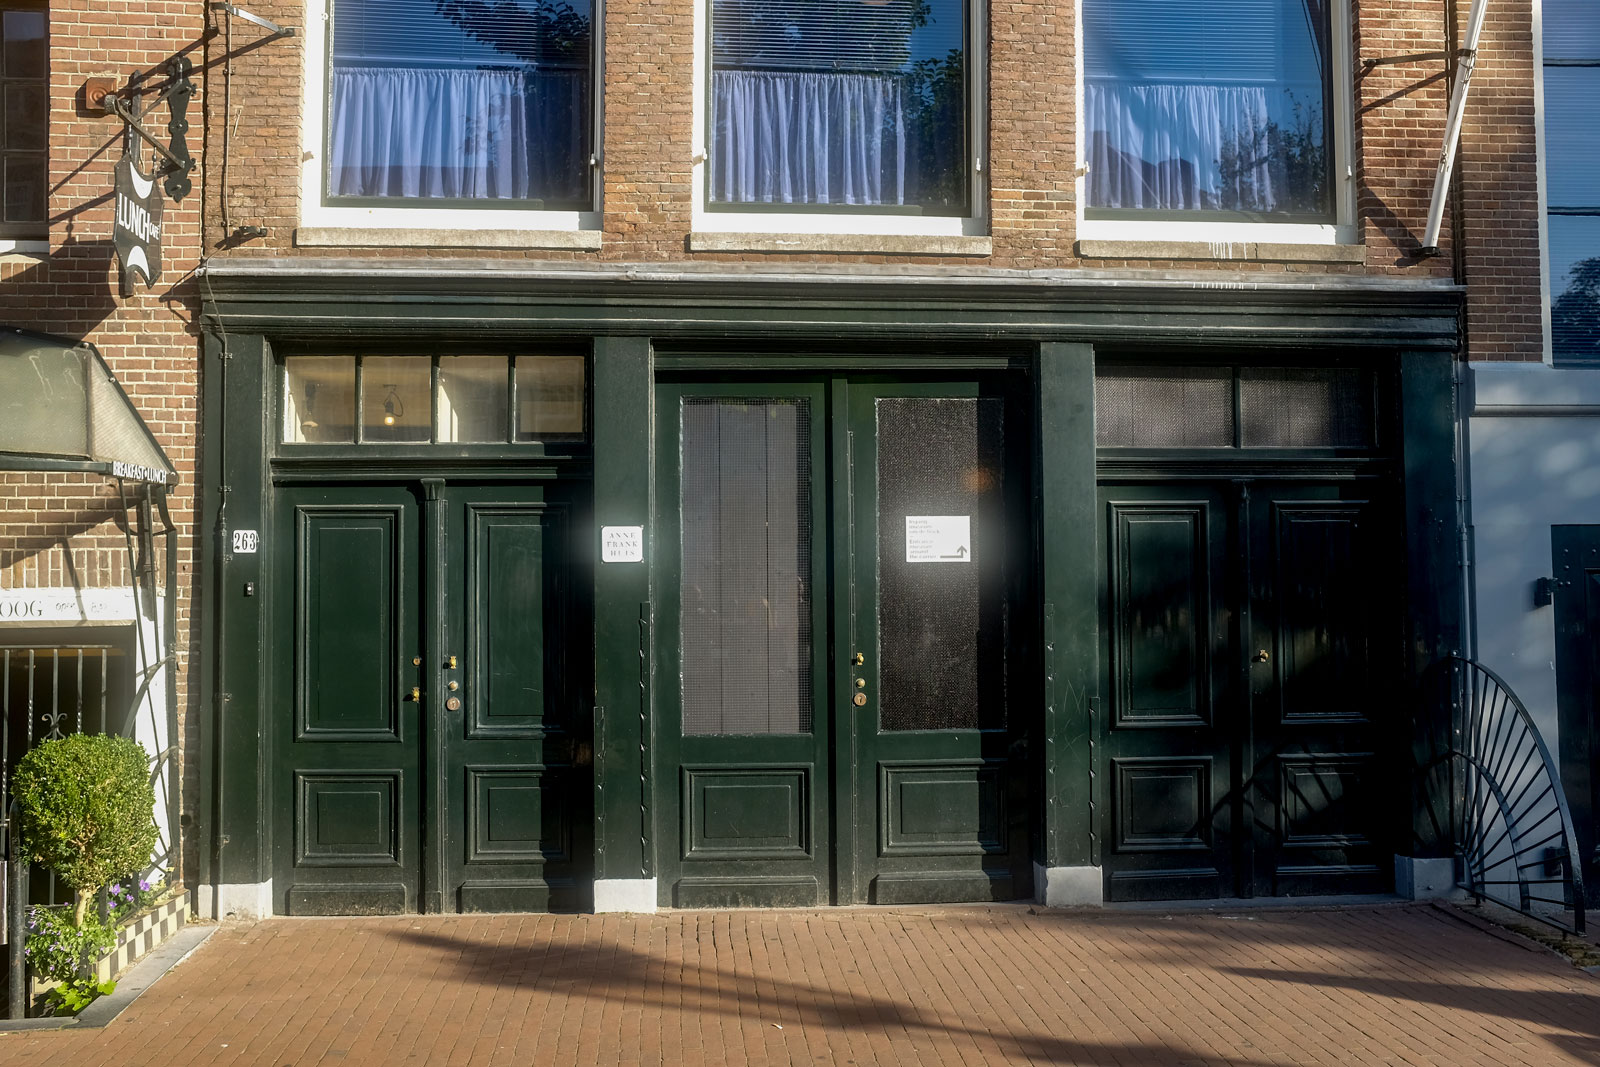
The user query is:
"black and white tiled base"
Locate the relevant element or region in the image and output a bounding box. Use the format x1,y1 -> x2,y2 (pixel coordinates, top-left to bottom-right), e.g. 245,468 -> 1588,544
30,890 -> 189,998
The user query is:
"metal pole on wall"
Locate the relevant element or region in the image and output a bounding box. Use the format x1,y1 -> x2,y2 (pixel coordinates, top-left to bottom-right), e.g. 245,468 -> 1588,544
7,800 -> 25,1020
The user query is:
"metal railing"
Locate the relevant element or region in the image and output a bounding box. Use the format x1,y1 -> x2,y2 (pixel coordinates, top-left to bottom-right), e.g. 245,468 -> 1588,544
2,644 -> 120,1020
1432,655 -> 1586,935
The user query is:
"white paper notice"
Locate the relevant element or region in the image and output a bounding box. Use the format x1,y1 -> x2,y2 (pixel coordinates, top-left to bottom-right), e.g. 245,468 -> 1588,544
905,515 -> 971,563
601,525 -> 644,563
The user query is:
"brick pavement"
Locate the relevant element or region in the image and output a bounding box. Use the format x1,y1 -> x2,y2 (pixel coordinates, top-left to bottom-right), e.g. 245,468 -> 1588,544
2,902 -> 1596,1066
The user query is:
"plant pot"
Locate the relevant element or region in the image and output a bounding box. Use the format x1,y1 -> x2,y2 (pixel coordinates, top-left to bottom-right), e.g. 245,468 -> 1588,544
28,889 -> 189,1003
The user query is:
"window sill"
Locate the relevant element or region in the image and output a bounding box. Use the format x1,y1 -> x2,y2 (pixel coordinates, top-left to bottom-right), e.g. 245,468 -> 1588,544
1076,239 -> 1366,264
0,238 -> 48,260
688,232 -> 992,256
294,227 -> 602,251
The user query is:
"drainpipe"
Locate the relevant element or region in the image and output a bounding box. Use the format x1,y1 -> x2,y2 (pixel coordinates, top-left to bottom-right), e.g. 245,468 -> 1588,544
1419,0 -> 1491,255
1455,360 -> 1476,660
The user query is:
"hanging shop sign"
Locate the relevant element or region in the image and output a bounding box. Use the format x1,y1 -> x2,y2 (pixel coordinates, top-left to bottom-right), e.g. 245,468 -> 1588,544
113,155 -> 163,286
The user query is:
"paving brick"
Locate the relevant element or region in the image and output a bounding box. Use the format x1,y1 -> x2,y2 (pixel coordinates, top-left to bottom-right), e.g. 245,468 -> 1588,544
4,903 -> 1595,1066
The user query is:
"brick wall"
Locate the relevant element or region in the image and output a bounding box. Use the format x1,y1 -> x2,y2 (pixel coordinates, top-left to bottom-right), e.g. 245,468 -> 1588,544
199,0 -> 1490,281
0,0 -> 202,876
1457,0 -> 1545,361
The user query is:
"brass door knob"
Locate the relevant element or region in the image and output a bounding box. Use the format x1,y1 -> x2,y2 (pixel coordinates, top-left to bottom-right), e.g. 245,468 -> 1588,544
1254,649 -> 1271,663
447,681 -> 459,691
409,686 -> 421,701
852,653 -> 865,666
446,655 -> 458,669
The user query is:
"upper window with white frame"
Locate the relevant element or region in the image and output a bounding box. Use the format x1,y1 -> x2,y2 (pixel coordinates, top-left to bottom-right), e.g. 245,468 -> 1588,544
707,0 -> 970,217
322,0 -> 594,210
1081,0 -> 1335,224
1,1 -> 46,239
1544,0 -> 1600,364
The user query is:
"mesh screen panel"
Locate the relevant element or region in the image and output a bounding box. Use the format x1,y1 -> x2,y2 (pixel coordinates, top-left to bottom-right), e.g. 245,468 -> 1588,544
1094,366 -> 1234,447
1239,367 -> 1373,447
681,398 -> 813,735
876,397 -> 1005,731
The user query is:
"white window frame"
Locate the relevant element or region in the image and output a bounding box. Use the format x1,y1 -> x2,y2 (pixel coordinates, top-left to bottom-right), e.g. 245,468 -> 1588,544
1073,0 -> 1359,246
690,0 -> 989,237
298,0 -> 603,232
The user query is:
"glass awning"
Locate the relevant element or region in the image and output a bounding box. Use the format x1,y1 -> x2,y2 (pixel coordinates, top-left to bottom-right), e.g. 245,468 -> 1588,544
0,326 -> 177,485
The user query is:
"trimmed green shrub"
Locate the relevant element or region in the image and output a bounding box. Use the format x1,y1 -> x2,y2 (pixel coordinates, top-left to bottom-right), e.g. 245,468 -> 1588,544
12,734 -> 159,925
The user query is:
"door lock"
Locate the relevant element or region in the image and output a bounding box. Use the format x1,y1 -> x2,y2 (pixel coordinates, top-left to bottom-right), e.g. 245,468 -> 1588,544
1254,649 -> 1271,663
853,693 -> 868,707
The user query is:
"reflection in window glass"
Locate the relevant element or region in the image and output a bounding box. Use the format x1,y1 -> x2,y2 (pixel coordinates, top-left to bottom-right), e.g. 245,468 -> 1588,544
1082,0 -> 1332,220
1551,216 -> 1600,363
709,0 -> 968,215
1,6 -> 48,235
285,357 -> 357,443
361,356 -> 432,443
327,0 -> 593,205
516,355 -> 585,439
438,356 -> 509,443
1543,3 -> 1599,363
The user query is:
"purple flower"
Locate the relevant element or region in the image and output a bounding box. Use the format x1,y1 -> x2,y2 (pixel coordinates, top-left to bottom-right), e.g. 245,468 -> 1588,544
139,880 -> 151,892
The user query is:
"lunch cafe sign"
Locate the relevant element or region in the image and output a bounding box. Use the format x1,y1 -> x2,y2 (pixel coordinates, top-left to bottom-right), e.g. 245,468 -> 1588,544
114,155 -> 163,286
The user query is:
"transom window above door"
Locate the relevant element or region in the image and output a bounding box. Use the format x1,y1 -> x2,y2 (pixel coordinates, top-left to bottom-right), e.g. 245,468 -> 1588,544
1082,0 -> 1337,224
282,354 -> 586,444
322,0 -> 595,209
708,0 -> 972,216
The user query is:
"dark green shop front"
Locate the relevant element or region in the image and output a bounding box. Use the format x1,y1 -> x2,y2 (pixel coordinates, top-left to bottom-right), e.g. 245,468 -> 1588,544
197,263 -> 1464,915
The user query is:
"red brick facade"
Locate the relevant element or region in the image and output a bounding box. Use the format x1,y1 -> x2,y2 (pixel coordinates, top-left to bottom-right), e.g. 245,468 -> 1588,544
0,0 -> 1548,888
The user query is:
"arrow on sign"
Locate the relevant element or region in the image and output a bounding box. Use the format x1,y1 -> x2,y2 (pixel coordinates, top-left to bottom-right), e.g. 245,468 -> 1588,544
941,545 -> 969,559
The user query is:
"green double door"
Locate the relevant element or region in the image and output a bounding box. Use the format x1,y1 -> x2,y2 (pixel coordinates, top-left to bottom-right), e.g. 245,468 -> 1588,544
1098,480 -> 1399,900
271,481 -> 590,914
657,378 -> 1033,907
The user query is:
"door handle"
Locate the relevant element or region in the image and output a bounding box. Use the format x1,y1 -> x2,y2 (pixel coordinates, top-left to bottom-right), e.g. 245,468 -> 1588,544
1253,649 -> 1271,663
408,686 -> 421,702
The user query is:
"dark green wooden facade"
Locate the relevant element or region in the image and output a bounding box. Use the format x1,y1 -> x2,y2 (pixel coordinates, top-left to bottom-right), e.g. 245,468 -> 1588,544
196,262 -> 1464,913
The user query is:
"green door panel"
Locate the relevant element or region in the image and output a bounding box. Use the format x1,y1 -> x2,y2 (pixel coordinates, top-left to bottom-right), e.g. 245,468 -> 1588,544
274,487 -> 423,914
1097,480 -> 1400,901
442,486 -> 593,912
656,384 -> 832,908
847,382 -> 1031,904
1098,485 -> 1235,901
273,482 -> 592,915
655,376 -> 1033,907
1552,525 -> 1600,909
1246,485 -> 1396,897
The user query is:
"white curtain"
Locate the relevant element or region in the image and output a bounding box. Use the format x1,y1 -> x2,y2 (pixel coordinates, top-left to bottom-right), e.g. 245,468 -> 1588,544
1085,82 -> 1283,212
712,70 -> 907,206
329,67 -> 586,200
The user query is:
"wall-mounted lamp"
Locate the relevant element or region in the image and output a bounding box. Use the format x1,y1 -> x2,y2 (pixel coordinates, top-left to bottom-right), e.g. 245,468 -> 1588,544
382,386 -> 403,427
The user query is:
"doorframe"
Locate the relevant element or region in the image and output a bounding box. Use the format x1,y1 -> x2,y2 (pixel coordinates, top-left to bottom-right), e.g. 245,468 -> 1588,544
1552,524 -> 1600,906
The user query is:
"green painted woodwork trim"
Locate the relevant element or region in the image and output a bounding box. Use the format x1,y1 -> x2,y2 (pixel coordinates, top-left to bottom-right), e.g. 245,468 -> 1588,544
197,261 -> 1463,349
195,329 -> 225,891
1399,350 -> 1464,860
211,333 -> 273,885
1037,342 -> 1100,869
591,336 -> 655,880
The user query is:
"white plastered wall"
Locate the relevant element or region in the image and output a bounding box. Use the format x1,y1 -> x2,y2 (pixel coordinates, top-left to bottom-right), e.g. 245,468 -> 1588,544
1466,364 -> 1600,750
